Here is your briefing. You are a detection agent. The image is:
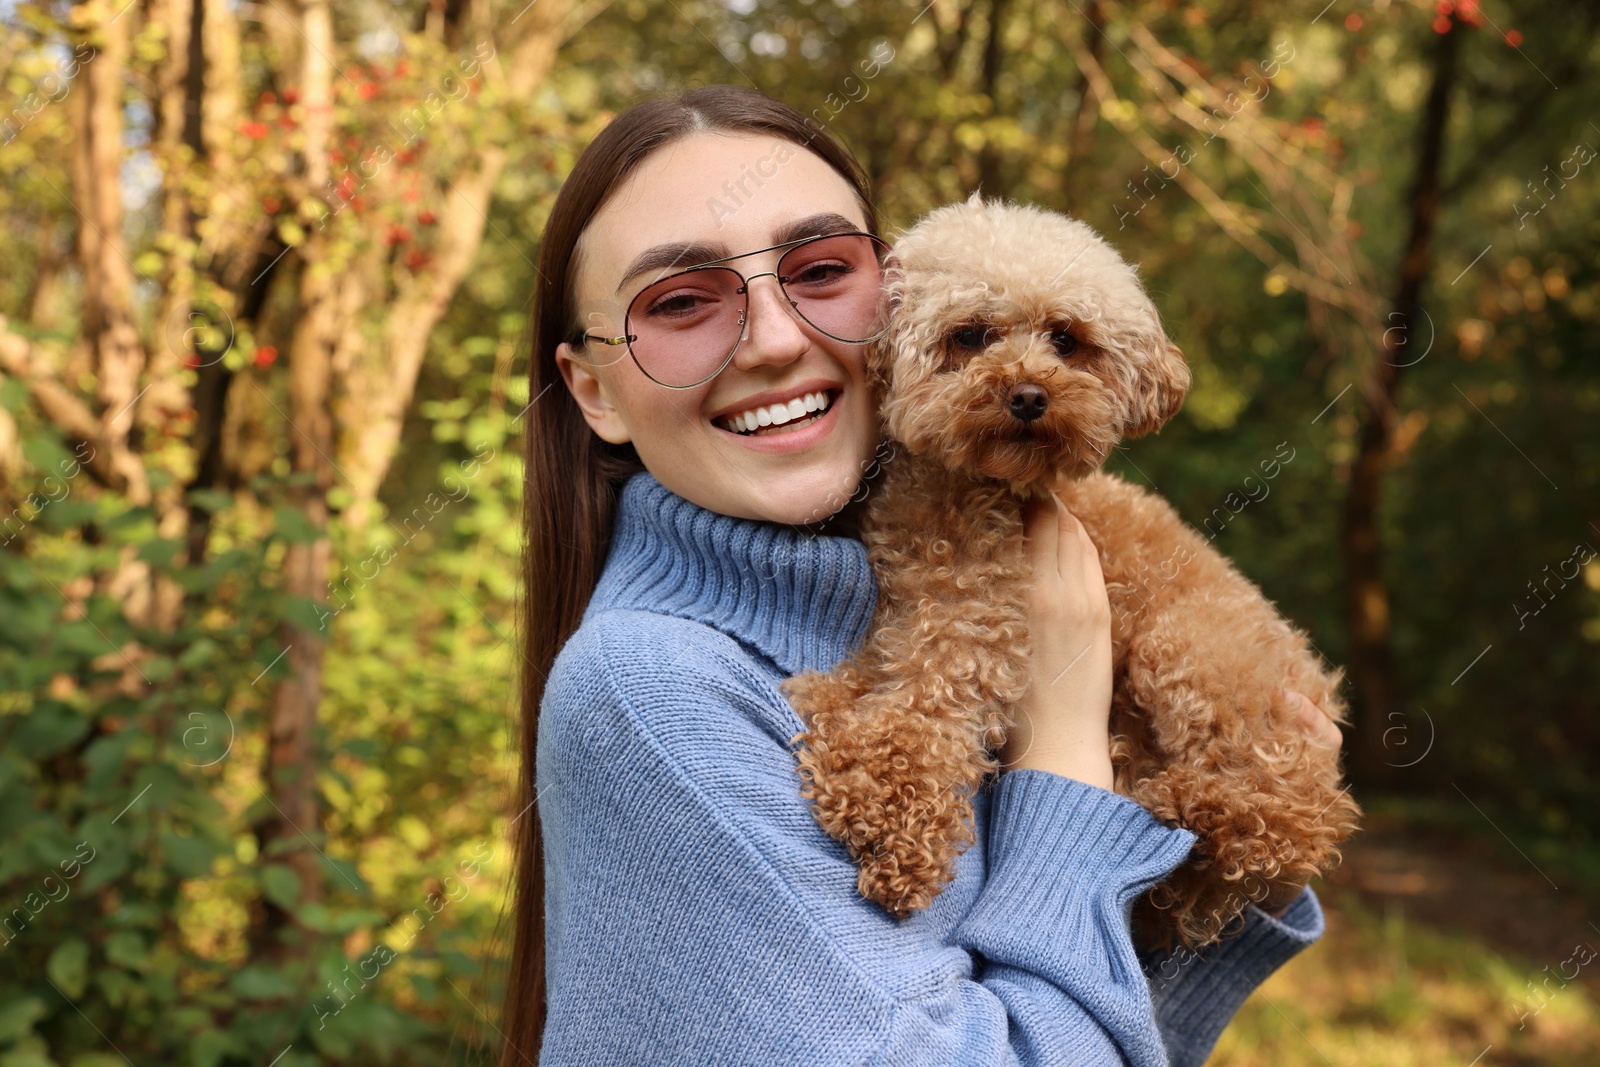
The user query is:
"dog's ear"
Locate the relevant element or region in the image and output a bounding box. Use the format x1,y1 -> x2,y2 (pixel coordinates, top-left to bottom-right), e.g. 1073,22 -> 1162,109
865,259 -> 906,398
1123,337 -> 1191,438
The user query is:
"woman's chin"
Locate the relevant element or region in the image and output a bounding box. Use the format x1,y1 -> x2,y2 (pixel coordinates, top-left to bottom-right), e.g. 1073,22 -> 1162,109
741,467 -> 865,528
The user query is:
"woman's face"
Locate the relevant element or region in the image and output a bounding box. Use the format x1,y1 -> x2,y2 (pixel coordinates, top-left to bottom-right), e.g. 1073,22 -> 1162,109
556,131 -> 881,526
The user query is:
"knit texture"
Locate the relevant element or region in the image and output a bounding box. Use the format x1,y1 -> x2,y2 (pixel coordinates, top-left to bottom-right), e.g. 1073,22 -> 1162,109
535,470 -> 1324,1066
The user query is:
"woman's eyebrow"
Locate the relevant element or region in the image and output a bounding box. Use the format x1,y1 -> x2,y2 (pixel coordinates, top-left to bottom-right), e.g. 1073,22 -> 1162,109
615,241 -> 728,294
771,211 -> 860,246
614,211 -> 862,294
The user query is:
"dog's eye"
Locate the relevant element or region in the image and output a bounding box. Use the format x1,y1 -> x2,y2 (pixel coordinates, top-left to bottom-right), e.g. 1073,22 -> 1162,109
952,325 -> 994,350
1050,330 -> 1079,357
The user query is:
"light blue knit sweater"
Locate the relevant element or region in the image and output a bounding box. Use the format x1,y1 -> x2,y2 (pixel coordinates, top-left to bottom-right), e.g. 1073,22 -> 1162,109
535,470 -> 1325,1066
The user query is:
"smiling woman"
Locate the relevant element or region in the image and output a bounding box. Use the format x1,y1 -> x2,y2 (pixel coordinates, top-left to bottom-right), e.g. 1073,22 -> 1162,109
504,84 -> 1328,1067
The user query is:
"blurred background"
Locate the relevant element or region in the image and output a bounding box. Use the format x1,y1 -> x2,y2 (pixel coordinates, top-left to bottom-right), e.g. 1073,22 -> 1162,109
0,0 -> 1596,1063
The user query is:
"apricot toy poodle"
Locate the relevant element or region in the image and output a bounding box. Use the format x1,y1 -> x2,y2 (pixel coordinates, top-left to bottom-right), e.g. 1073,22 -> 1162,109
784,193 -> 1361,952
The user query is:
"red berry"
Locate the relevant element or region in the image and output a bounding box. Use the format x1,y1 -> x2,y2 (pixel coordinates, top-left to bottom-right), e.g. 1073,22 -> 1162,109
254,346 -> 279,368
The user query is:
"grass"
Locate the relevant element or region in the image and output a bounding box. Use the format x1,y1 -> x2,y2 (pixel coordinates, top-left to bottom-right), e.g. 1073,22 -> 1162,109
1211,888 -> 1600,1066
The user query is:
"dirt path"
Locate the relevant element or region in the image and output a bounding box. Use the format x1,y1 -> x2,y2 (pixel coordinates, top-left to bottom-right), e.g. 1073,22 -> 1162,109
1317,804 -> 1600,999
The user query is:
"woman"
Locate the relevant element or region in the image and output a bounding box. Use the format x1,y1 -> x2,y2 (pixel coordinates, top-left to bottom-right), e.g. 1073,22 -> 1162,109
504,84 -> 1339,1066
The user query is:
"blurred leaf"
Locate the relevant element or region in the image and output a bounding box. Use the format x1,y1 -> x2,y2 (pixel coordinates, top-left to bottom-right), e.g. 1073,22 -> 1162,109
10,708 -> 91,759
272,506 -> 322,545
74,818 -> 130,894
46,939 -> 89,999
0,997 -> 46,1043
103,931 -> 148,971
184,489 -> 235,514
0,377 -> 27,413
160,830 -> 218,879
0,1051 -> 58,1067
37,499 -> 96,528
226,965 -> 295,1001
187,1029 -> 236,1067
135,537 -> 184,568
19,436 -> 72,480
285,595 -> 330,635
260,864 -> 302,910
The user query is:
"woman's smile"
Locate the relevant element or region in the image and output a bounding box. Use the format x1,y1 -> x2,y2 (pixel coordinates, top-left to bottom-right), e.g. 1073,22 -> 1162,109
709,381 -> 844,450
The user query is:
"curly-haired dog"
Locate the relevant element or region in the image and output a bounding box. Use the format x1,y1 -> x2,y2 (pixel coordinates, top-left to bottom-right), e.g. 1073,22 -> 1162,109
784,194 -> 1361,952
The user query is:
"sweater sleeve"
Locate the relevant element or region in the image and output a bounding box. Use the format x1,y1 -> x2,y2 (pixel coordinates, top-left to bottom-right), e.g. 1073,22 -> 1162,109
536,612 -> 1198,1067
1139,885 -> 1326,1067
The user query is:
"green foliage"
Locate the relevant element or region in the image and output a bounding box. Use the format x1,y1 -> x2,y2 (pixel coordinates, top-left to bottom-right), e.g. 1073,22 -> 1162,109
1,0 -> 1595,1061
0,414 -> 514,1063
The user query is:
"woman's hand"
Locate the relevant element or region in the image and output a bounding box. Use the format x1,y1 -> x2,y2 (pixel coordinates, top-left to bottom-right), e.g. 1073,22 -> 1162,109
1001,489 -> 1116,791
1280,688 -> 1343,751
1259,689 -> 1344,919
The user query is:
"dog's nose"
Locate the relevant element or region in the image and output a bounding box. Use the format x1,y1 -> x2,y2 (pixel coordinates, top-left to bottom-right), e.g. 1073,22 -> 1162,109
1007,383 -> 1048,423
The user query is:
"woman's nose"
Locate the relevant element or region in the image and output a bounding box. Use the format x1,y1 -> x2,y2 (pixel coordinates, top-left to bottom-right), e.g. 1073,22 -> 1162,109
732,273 -> 809,371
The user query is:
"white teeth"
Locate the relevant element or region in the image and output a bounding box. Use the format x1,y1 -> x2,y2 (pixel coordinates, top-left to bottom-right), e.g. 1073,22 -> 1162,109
717,390 -> 835,435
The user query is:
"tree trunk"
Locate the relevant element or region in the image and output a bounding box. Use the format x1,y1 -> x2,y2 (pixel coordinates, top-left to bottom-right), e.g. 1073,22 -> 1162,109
255,0 -> 338,955
974,0 -> 1011,198
337,2 -> 571,532
142,0 -> 207,633
1342,21 -> 1461,787
1062,0 -> 1103,201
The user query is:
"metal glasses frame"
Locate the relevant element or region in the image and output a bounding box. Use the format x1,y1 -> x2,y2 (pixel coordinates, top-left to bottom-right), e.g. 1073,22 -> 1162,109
569,230 -> 891,389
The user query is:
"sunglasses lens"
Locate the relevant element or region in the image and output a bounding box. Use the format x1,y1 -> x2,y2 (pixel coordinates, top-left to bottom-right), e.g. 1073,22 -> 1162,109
779,234 -> 889,343
626,267 -> 747,387
622,234 -> 890,387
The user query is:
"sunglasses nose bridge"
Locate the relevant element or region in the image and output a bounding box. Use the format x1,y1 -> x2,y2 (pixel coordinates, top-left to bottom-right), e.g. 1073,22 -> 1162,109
736,270 -> 802,325
734,271 -> 814,367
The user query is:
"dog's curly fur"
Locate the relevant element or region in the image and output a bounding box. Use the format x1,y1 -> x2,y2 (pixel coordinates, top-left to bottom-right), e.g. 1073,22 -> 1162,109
784,194 -> 1362,952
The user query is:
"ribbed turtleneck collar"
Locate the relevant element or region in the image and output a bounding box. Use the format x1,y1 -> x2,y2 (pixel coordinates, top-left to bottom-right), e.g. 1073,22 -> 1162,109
585,471 -> 879,676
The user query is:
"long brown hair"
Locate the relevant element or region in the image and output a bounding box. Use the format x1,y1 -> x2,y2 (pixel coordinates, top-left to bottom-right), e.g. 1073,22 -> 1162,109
502,84 -> 879,1064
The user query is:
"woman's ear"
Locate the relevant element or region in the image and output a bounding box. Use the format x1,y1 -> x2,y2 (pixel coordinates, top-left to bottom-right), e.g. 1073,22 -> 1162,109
555,342 -> 632,445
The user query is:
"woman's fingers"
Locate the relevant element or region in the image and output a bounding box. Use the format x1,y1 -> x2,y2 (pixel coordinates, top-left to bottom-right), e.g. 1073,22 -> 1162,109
1284,689 -> 1343,749
1024,492 -> 1060,578
1053,491 -> 1083,576
1071,501 -> 1107,588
